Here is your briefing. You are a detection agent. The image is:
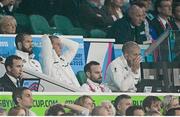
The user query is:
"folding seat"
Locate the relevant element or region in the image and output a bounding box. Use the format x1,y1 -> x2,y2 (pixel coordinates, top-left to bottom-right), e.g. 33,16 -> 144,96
30,15 -> 61,34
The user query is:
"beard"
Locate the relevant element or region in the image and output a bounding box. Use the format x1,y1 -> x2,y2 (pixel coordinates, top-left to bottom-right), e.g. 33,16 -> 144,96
92,77 -> 102,84
22,46 -> 33,55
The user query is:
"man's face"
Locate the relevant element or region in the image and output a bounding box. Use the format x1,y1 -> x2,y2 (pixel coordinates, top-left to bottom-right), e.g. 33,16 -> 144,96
19,89 -> 33,109
8,59 -> 23,78
51,38 -> 62,57
150,101 -> 162,112
158,1 -> 172,17
2,21 -> 16,34
88,65 -> 102,83
101,102 -> 114,116
169,98 -> 179,109
125,47 -> 141,67
130,7 -> 144,26
174,6 -> 180,21
83,98 -> 94,113
117,98 -> 132,115
133,109 -> 145,116
21,35 -> 33,54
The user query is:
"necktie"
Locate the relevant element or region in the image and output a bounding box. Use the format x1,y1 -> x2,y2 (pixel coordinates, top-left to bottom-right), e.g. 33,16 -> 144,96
16,79 -> 21,87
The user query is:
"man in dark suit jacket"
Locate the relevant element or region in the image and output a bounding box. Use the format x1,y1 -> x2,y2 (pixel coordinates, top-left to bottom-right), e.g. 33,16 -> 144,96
107,5 -> 145,44
150,0 -> 177,61
0,55 -> 23,92
78,0 -> 112,31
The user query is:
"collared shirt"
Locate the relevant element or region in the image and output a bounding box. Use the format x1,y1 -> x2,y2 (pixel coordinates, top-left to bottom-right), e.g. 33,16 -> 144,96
81,79 -> 111,92
106,56 -> 140,92
0,2 -> 3,7
6,73 -> 17,87
158,16 -> 168,29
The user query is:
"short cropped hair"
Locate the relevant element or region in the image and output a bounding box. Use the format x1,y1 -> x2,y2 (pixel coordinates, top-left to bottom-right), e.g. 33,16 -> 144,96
122,41 -> 139,54
91,106 -> 104,116
154,0 -> 170,14
5,55 -> 22,70
142,96 -> 161,112
12,87 -> 30,105
15,33 -> 31,48
113,94 -> 131,111
84,61 -> 100,73
45,104 -> 65,116
74,95 -> 94,107
126,106 -> 144,116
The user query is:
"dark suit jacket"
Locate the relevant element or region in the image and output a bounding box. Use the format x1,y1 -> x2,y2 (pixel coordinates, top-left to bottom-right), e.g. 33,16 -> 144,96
149,17 -> 177,61
78,1 -> 112,31
0,74 -> 17,92
107,16 -> 147,44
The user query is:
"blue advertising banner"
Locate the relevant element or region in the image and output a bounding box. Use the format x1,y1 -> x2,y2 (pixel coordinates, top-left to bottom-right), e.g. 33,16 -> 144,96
0,35 -> 85,74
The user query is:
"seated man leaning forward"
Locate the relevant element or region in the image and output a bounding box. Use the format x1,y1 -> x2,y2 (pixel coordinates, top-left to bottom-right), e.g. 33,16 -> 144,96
41,35 -> 80,88
81,61 -> 111,92
106,41 -> 141,92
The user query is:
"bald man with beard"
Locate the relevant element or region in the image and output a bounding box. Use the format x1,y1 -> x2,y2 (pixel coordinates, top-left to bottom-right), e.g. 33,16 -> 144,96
107,4 -> 146,44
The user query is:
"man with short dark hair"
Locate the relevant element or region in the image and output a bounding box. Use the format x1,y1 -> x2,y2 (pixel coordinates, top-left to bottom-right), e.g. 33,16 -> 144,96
0,55 -> 23,92
12,87 -> 36,116
150,0 -> 176,61
125,106 -> 145,116
81,61 -> 111,92
142,96 -> 162,114
113,94 -> 132,116
106,41 -> 141,92
15,33 -> 42,73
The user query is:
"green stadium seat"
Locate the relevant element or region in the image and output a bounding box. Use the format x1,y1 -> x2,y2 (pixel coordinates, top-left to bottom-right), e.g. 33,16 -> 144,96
14,13 -> 31,33
30,15 -> 61,34
90,29 -> 107,38
51,15 -> 89,37
76,71 -> 87,86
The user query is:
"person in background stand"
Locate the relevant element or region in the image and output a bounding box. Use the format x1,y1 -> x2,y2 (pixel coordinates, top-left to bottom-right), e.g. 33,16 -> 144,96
113,94 -> 132,116
106,4 -> 145,44
102,0 -> 125,27
0,55 -> 23,92
106,41 -> 141,92
172,2 -> 180,30
0,15 -> 16,34
12,87 -> 36,116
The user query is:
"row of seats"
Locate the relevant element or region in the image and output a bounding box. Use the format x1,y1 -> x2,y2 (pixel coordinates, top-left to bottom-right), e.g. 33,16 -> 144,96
14,13 -> 107,38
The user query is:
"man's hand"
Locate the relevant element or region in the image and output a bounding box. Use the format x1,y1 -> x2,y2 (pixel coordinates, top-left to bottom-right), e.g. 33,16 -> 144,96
131,55 -> 141,74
